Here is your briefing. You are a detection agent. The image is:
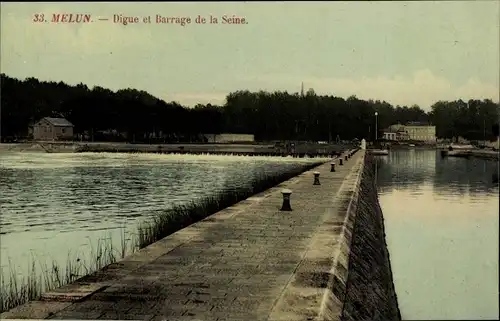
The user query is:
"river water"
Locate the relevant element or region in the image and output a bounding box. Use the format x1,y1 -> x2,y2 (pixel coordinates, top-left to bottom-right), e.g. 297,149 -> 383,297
376,149 -> 499,320
0,152 -> 325,287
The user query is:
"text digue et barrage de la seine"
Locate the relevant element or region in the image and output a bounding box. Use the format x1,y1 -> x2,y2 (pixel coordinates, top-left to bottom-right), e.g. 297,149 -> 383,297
33,13 -> 248,26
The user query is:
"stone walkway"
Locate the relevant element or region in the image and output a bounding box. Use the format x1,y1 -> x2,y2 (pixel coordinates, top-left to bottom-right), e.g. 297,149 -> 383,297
2,150 -> 365,321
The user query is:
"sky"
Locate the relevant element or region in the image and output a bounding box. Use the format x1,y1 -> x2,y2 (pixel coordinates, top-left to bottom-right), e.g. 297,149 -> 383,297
1,1 -> 499,110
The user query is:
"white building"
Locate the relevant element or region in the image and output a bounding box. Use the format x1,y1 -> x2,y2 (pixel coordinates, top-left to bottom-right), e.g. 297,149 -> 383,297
383,123 -> 436,142
383,124 -> 410,141
405,123 -> 436,142
203,133 -> 255,143
382,132 -> 397,141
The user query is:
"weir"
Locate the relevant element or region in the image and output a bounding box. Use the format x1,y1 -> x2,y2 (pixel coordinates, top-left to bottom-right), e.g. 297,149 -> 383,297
0,141 -> 352,157
1,149 -> 400,321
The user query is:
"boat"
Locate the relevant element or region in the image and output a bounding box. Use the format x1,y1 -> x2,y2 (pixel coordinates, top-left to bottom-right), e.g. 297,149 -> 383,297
441,149 -> 472,158
448,150 -> 472,157
449,144 -> 474,150
440,143 -> 474,158
371,149 -> 389,156
409,144 -> 415,147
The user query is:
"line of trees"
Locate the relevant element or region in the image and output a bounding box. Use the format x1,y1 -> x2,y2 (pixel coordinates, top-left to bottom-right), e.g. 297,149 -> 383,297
1,73 -> 499,143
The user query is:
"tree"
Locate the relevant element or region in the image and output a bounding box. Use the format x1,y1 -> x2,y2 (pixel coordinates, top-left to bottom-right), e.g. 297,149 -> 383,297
1,73 -> 498,142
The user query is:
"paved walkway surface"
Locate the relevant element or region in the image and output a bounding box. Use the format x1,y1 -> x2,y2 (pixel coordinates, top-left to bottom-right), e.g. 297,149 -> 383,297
3,150 -> 364,321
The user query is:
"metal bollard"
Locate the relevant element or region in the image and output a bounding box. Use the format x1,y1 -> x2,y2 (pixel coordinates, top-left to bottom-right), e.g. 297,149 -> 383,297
280,189 -> 292,211
313,171 -> 321,185
339,158 -> 343,165
345,155 -> 348,161
330,162 -> 336,172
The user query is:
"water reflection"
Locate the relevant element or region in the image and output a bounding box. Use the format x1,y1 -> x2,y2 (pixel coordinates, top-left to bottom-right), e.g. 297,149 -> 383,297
376,150 -> 499,196
376,150 -> 499,320
434,156 -> 499,196
375,152 -> 434,194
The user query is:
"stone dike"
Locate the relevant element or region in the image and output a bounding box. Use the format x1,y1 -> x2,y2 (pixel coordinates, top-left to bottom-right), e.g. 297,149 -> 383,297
340,155 -> 401,321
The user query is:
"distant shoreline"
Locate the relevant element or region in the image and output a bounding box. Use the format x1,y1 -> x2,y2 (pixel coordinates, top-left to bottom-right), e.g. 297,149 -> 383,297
0,142 -> 269,153
0,141 -> 350,157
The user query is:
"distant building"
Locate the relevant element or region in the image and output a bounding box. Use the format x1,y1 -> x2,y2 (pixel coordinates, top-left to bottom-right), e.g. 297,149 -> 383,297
382,131 -> 397,141
33,117 -> 74,141
383,122 -> 436,142
405,122 -> 436,142
383,124 -> 409,141
203,133 -> 255,143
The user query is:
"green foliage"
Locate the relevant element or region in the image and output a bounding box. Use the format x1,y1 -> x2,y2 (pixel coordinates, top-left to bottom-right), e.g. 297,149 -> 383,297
1,74 -> 498,141
428,100 -> 499,140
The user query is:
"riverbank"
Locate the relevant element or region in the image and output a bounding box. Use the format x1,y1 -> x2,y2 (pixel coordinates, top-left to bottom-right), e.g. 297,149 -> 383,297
468,149 -> 498,160
440,149 -> 498,161
388,144 -> 437,150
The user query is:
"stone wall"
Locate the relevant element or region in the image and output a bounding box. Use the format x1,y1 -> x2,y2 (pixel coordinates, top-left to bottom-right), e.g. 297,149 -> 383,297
341,155 -> 401,321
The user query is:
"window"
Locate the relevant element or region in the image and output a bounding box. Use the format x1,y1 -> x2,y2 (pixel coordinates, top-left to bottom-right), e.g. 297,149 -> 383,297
62,128 -> 66,134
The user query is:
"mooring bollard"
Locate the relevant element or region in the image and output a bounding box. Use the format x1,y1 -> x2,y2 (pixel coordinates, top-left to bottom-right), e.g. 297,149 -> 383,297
280,189 -> 292,211
339,158 -> 343,165
313,171 -> 321,185
330,162 -> 336,172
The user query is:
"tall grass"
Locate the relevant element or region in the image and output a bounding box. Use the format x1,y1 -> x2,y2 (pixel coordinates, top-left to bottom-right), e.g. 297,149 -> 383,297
0,230 -> 131,313
1,161 -> 322,313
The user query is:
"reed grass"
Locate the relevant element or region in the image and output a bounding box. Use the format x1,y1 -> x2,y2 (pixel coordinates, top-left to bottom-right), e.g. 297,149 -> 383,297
0,230 -> 131,313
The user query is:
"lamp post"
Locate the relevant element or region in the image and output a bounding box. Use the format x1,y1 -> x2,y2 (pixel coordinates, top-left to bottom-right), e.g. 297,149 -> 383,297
483,117 -> 486,146
375,112 -> 378,142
